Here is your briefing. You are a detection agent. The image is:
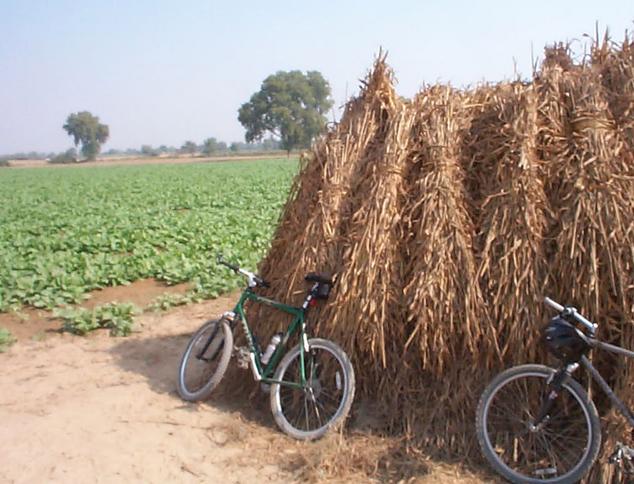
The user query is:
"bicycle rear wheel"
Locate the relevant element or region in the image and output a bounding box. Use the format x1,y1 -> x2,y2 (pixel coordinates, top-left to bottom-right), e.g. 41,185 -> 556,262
476,364 -> 601,483
177,319 -> 233,401
270,338 -> 355,440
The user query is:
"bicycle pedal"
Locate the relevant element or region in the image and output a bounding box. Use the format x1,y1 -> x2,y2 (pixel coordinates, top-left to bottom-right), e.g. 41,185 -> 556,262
234,346 -> 251,369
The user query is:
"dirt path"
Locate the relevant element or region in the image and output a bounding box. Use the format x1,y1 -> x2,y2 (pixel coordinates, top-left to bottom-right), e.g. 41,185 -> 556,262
0,295 -> 488,483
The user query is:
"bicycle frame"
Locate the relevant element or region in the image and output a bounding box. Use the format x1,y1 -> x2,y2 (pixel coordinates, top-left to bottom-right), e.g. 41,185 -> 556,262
581,339 -> 634,426
227,288 -> 311,390
550,338 -> 634,428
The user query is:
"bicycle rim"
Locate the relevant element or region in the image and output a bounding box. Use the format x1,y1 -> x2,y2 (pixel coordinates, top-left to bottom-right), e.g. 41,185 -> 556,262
277,344 -> 347,433
181,322 -> 225,394
483,370 -> 594,481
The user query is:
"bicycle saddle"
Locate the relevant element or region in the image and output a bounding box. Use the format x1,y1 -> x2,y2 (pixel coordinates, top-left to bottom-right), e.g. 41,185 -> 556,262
305,272 -> 333,285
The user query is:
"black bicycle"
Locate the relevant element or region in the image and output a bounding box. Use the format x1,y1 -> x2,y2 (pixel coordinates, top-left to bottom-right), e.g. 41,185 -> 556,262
476,296 -> 634,483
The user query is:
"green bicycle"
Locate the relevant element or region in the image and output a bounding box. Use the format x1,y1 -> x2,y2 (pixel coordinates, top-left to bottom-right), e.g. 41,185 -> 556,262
176,255 -> 356,440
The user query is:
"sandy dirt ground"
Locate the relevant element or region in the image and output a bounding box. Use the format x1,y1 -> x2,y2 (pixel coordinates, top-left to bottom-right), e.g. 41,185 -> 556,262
5,154 -> 292,169
0,292 -> 490,483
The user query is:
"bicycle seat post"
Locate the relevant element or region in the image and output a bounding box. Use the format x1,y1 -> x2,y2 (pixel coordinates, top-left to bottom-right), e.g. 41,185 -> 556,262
301,283 -> 319,310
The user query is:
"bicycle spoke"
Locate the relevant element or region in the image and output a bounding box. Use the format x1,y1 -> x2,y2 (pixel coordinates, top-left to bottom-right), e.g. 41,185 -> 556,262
482,371 -> 593,480
274,342 -> 350,437
311,396 -> 323,428
303,396 -> 311,430
184,325 -> 224,393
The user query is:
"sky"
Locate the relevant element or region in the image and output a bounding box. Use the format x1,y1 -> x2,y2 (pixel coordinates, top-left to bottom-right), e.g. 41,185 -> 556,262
1,0 -> 633,154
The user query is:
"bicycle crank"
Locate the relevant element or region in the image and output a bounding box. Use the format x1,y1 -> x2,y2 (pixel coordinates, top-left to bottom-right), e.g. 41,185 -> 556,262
234,346 -> 251,369
609,442 -> 634,475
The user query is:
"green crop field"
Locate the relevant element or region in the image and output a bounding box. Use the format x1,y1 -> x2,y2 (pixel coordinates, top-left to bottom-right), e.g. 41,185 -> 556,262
0,158 -> 298,313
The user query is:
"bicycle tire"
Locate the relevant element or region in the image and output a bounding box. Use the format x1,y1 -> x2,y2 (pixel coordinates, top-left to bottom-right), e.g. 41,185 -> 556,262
270,338 -> 355,440
476,364 -> 601,483
177,318 -> 233,401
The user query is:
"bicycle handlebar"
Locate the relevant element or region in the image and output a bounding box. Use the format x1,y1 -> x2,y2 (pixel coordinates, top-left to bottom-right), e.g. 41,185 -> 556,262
216,254 -> 270,288
544,297 -> 564,312
544,296 -> 598,334
217,256 -> 240,273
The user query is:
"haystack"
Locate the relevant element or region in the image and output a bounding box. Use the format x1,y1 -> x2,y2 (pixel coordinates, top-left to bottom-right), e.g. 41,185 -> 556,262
236,31 -> 634,473
465,83 -> 548,364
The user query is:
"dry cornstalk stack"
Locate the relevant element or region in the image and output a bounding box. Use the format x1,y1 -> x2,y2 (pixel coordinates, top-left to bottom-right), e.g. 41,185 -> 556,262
402,86 -> 484,375
230,32 -> 634,468
392,85 -> 493,450
320,100 -> 412,378
547,67 -> 632,325
546,60 -> 634,482
590,35 -> 634,481
466,83 -> 549,364
593,34 -> 634,157
249,57 -> 400,342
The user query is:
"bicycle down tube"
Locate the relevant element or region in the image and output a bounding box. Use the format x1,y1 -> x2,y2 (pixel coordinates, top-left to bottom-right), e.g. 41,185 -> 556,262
232,289 -> 307,389
581,341 -> 634,427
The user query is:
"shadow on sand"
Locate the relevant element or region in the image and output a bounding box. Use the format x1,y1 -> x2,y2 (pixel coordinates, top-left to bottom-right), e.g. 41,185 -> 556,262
108,330 -> 494,482
108,330 -> 276,431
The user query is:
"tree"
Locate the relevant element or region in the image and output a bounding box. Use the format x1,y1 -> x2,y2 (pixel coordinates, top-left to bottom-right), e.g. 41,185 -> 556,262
238,70 -> 333,153
180,140 -> 197,155
63,111 -> 109,160
141,145 -> 158,157
201,137 -> 219,156
229,142 -> 240,153
48,148 -> 78,164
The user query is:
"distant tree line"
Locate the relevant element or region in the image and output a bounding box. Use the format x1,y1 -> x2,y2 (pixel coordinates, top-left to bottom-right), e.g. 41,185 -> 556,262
102,137 -> 282,158
0,151 -> 55,162
0,137 -> 283,165
4,69 -> 332,164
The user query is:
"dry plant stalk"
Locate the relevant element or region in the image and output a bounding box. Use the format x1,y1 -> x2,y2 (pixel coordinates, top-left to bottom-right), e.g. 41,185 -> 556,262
247,55 -> 399,340
467,83 -> 549,364
556,62 -> 634,484
593,33 -> 634,156
402,86 -> 484,372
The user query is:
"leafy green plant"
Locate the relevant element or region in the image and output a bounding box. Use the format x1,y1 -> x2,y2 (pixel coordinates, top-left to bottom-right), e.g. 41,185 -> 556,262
0,158 -> 298,312
0,328 -> 16,352
55,303 -> 138,336
148,293 -> 192,311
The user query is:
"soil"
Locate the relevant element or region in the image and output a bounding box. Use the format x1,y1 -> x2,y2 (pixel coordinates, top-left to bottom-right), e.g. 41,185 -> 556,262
81,279 -> 191,310
6,154 -> 292,169
0,290 -> 491,483
0,308 -> 61,341
0,279 -> 190,342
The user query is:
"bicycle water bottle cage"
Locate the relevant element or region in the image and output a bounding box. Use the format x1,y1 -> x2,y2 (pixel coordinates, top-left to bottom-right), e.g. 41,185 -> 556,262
305,272 -> 333,300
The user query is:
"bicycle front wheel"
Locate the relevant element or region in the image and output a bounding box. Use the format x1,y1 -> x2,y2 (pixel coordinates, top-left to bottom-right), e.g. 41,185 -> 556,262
476,364 -> 601,483
270,338 -> 355,440
177,319 -> 233,401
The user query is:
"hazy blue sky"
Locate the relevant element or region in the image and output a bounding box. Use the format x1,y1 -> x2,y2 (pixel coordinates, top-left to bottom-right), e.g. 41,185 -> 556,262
1,0 -> 632,154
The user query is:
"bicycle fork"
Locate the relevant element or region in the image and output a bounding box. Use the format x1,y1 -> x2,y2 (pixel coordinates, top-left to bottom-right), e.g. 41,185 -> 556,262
222,311 -> 264,381
530,363 -> 580,431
